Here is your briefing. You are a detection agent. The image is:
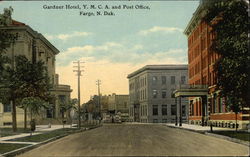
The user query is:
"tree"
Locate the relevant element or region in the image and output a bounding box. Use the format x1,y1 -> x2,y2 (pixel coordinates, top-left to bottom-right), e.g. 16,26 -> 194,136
0,7 -> 17,81
59,99 -> 77,118
204,0 -> 250,131
21,97 -> 48,134
59,98 -> 77,127
2,55 -> 54,131
21,97 -> 48,121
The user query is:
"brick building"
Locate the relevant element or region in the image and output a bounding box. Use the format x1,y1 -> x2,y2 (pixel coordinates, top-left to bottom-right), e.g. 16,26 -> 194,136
183,1 -> 249,129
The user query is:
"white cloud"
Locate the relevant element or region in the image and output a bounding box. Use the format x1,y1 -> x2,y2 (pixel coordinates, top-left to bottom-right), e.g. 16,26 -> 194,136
45,31 -> 92,41
56,41 -> 186,66
139,26 -> 183,35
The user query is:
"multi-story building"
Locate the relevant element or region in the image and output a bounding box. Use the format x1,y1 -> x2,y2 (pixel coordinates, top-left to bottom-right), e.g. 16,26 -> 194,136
183,1 -> 249,129
127,65 -> 188,123
87,93 -> 129,121
0,8 -> 72,127
108,93 -> 129,114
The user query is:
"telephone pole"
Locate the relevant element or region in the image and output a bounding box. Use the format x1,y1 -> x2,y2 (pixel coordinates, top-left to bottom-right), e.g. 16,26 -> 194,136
73,61 -> 84,128
96,79 -> 101,118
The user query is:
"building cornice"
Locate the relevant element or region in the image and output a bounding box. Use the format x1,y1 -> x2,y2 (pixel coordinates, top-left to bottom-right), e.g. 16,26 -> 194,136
127,64 -> 188,78
184,2 -> 207,36
0,25 -> 60,55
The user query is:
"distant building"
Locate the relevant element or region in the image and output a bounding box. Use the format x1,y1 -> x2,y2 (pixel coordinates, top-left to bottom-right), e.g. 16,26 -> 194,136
108,93 -> 129,114
90,93 -> 129,115
127,65 -> 188,123
0,8 -> 72,127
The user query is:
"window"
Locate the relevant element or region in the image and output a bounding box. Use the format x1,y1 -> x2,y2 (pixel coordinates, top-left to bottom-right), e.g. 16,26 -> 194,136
162,105 -> 168,115
171,76 -> 175,84
4,104 -> 11,112
182,105 -> 186,116
162,90 -> 167,98
171,105 -> 176,115
161,76 -> 166,85
152,90 -> 158,98
181,76 -> 186,84
152,76 -> 157,85
153,105 -> 158,115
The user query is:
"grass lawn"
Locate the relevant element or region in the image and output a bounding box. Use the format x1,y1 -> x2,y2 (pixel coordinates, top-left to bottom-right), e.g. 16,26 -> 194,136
212,131 -> 250,142
0,143 -> 30,154
0,128 -> 30,137
11,128 -> 80,142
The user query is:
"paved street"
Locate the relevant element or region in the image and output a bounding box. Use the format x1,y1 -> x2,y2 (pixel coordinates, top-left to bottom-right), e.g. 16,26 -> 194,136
18,124 -> 249,156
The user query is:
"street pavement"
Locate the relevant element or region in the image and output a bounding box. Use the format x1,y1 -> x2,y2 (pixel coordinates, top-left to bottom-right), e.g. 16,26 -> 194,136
18,123 -> 249,156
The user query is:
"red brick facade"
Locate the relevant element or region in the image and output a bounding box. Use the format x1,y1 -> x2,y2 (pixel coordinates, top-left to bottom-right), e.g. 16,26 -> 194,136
185,3 -> 249,129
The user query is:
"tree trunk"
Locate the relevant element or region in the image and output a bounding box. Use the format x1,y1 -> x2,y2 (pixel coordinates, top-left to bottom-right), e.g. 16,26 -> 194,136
235,112 -> 238,132
24,107 -> 27,130
11,100 -> 17,132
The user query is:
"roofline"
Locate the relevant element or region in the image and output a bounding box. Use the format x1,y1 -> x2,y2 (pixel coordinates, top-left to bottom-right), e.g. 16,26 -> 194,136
0,25 -> 60,55
127,64 -> 188,78
183,3 -> 204,36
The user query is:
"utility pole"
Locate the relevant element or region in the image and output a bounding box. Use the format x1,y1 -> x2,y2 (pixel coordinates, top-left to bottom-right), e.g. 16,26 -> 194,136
73,61 -> 84,128
96,79 -> 101,119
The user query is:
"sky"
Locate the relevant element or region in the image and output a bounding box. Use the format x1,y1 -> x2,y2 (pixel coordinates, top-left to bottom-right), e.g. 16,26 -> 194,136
0,1 -> 199,104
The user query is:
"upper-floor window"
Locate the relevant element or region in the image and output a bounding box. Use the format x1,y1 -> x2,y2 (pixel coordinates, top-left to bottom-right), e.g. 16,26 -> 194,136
162,90 -> 167,98
152,90 -> 158,98
171,76 -> 175,84
181,76 -> 186,84
152,76 -> 157,85
161,76 -> 166,85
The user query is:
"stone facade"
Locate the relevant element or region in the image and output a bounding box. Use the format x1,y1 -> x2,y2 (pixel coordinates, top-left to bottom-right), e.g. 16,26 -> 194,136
0,10 -> 72,127
127,65 -> 189,123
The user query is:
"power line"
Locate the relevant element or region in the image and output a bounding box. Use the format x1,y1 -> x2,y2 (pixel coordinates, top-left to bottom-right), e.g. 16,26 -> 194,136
96,79 -> 101,118
73,60 -> 84,128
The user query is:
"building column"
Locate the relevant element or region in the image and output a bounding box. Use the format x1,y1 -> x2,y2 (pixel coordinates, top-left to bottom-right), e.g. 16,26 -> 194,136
175,97 -> 178,126
201,96 -> 207,126
179,97 -> 182,127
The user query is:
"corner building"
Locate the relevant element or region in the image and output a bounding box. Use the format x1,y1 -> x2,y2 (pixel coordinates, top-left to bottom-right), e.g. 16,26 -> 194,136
0,10 -> 72,127
127,65 -> 188,123
184,1 -> 249,129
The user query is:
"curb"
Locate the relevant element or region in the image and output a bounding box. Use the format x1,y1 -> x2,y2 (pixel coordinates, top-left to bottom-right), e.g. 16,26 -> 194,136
166,125 -> 206,134
1,125 -> 102,157
166,125 -> 249,147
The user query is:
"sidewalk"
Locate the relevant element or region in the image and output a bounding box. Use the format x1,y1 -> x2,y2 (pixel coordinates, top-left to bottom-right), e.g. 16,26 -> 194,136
0,124 -> 76,143
165,123 -> 235,132
165,123 -> 249,147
